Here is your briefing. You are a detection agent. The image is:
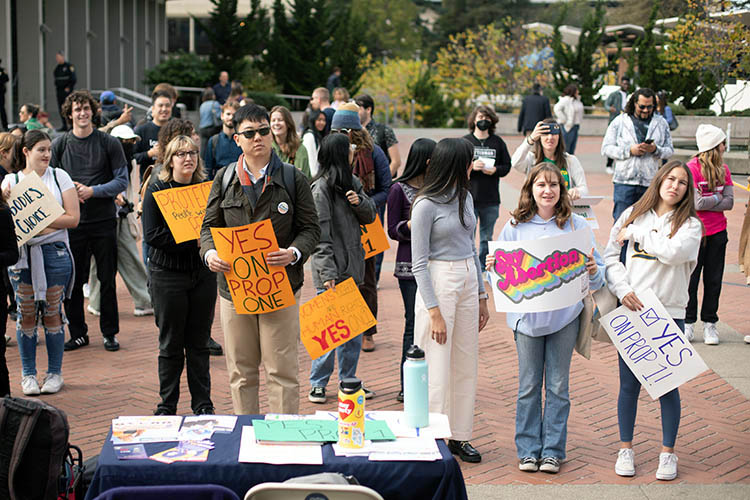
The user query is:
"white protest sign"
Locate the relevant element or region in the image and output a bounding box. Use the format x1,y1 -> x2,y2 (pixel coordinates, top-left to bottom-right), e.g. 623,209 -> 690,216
487,228 -> 591,312
598,288 -> 709,400
572,196 -> 604,230
7,171 -> 65,246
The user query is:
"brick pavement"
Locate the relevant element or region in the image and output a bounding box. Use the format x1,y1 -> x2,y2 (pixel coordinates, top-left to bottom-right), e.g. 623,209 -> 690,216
3,135 -> 749,486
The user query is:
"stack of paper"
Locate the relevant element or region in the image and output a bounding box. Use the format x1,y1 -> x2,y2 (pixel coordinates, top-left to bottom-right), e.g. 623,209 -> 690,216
178,415 -> 238,440
111,416 -> 183,444
238,427 -> 323,465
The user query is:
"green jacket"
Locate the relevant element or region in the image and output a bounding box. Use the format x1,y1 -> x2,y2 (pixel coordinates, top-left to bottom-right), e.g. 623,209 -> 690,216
199,151 -> 320,299
24,118 -> 44,130
272,141 -> 311,180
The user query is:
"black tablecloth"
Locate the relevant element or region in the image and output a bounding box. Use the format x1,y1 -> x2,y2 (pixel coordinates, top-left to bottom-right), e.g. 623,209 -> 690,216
85,415 -> 468,500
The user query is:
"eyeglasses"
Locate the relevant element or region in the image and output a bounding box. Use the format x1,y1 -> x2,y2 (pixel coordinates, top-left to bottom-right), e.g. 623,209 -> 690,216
174,150 -> 199,159
331,128 -> 351,135
237,127 -> 271,139
637,104 -> 654,110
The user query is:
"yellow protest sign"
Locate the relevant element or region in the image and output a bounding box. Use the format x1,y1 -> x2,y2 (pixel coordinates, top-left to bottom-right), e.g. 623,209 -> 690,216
300,277 -> 377,360
8,171 -> 65,247
152,181 -> 212,243
360,214 -> 390,259
210,219 -> 296,314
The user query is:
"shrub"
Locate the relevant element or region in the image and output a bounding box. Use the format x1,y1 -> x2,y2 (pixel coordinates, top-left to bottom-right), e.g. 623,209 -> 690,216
144,51 -> 215,88
684,108 -> 716,116
245,92 -> 290,110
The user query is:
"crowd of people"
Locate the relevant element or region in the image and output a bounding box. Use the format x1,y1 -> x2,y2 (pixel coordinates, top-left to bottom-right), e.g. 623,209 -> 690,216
0,68 -> 746,484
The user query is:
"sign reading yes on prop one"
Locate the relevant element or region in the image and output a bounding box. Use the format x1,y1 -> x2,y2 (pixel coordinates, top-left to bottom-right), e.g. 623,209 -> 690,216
599,288 -> 708,400
487,229 -> 591,313
211,219 -> 295,314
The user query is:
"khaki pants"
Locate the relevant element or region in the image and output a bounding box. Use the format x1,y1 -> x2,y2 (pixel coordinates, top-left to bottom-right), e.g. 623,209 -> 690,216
220,292 -> 301,414
414,258 -> 478,441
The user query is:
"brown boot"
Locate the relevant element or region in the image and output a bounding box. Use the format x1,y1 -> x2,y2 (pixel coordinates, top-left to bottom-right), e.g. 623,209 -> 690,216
361,334 -> 375,352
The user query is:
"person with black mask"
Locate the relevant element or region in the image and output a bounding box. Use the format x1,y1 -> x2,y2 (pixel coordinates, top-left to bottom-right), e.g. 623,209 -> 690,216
462,105 -> 511,266
86,124 -> 153,319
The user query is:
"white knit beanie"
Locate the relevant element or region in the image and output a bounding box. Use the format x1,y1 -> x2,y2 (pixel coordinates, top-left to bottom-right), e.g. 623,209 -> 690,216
696,124 -> 726,153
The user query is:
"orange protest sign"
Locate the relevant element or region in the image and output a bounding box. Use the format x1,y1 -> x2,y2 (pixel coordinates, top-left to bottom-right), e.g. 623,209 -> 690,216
210,219 -> 296,314
153,181 -> 212,243
360,214 -> 390,259
300,277 -> 376,360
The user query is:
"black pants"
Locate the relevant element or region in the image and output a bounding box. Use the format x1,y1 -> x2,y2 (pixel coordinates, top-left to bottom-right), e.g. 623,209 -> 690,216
0,280 -> 9,397
0,92 -> 7,130
361,256 -> 378,337
64,220 -> 119,339
398,279 -> 417,389
56,88 -> 71,130
150,263 -> 216,413
686,229 -> 728,324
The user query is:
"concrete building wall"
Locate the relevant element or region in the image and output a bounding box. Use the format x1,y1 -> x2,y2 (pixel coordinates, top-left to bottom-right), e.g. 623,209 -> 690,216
5,0 -> 166,128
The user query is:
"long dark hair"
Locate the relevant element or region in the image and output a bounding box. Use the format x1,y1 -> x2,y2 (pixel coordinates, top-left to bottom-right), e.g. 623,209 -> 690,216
415,138 -> 473,228
314,133 -> 353,195
156,118 -> 195,164
624,87 -> 656,116
10,129 -> 51,173
512,163 -> 571,229
622,160 -> 698,238
302,109 -> 326,148
395,138 -> 435,184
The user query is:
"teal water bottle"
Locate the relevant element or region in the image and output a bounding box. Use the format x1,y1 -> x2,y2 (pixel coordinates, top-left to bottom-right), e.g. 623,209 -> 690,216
404,345 -> 429,428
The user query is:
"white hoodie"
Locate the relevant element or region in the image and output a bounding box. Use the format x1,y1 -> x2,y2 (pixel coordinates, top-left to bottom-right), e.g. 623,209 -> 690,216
604,206 -> 702,319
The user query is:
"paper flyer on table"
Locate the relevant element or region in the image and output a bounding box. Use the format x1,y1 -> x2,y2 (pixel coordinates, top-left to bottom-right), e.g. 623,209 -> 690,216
111,416 -> 183,444
238,426 -> 323,465
179,415 -> 238,440
314,411 -> 451,439
332,436 -> 441,461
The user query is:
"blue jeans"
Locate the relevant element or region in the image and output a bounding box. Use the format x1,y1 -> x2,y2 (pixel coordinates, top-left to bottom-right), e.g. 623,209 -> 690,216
9,242 -> 73,376
473,204 -> 499,266
398,279 -> 418,390
613,183 -> 648,221
309,288 -> 363,389
563,124 -> 579,155
514,316 -> 579,459
618,319 -> 683,448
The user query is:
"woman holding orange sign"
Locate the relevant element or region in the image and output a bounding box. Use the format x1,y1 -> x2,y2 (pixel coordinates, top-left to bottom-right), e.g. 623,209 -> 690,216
307,133 -> 376,405
142,135 -> 216,416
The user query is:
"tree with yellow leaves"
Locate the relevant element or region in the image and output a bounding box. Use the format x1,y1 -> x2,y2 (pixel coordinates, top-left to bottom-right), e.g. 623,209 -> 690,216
662,0 -> 750,114
433,20 -> 552,105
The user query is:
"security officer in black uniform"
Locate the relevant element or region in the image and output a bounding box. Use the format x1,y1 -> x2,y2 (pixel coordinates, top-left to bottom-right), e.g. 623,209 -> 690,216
54,51 -> 76,131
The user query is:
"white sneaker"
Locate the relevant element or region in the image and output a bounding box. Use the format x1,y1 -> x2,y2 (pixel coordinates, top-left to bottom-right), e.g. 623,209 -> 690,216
703,322 -> 719,345
684,323 -> 694,342
133,307 -> 154,317
615,448 -> 635,476
40,373 -> 64,394
656,452 -> 678,480
87,304 -> 101,316
21,375 -> 41,396
744,335 -> 750,344
82,283 -> 90,298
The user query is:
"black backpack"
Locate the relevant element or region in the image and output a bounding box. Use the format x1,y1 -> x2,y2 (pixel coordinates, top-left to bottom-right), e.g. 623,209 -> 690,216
0,397 -> 70,500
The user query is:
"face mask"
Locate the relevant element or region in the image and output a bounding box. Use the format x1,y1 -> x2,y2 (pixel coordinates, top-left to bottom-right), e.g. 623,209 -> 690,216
476,119 -> 491,131
121,142 -> 135,163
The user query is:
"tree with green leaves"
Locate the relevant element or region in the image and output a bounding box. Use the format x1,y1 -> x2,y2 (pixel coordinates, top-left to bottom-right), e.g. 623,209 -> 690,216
626,0 -> 663,91
194,0 -> 270,78
351,0 -> 421,60
551,0 -> 612,105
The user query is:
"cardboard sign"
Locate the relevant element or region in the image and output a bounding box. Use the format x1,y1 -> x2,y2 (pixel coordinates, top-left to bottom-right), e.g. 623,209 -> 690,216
487,229 -> 591,312
152,181 -> 212,243
598,288 -> 709,400
572,196 -> 604,230
300,277 -> 376,360
360,214 -> 390,259
210,219 -> 295,314
8,171 -> 65,246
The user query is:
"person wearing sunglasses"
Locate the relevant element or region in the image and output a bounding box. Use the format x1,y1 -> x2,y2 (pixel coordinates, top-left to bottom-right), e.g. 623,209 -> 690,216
602,87 -> 674,221
200,104 -> 320,415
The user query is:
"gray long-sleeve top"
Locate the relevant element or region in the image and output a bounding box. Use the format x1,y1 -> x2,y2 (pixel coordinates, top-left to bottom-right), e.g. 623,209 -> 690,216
410,191 -> 486,309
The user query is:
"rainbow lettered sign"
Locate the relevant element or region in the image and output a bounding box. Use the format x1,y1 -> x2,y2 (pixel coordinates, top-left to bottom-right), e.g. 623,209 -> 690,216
488,229 -> 591,312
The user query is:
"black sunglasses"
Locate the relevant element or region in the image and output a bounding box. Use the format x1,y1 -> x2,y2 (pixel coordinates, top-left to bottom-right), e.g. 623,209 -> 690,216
236,126 -> 271,139
637,104 -> 654,110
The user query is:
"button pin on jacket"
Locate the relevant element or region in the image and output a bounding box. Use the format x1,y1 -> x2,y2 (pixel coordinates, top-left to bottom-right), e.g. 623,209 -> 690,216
277,202 -> 289,214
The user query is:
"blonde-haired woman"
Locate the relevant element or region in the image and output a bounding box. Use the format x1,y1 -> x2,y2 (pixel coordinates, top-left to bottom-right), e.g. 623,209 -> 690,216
270,105 -> 311,179
685,124 -> 733,345
142,135 -> 216,415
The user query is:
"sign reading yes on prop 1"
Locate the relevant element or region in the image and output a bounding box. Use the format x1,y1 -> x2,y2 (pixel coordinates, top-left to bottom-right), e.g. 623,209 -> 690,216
599,288 -> 708,400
